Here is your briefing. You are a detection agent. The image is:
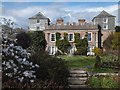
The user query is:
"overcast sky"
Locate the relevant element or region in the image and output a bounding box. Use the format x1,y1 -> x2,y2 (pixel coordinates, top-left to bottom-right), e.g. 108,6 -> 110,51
1,2 -> 119,29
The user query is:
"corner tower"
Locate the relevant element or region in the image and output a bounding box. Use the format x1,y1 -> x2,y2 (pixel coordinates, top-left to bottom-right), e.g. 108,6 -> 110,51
28,12 -> 50,31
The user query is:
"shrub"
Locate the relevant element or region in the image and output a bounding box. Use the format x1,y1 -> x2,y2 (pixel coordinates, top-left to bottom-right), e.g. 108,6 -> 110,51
101,77 -> 118,88
30,50 -> 69,87
89,76 -> 118,88
93,47 -> 103,56
88,77 -> 102,88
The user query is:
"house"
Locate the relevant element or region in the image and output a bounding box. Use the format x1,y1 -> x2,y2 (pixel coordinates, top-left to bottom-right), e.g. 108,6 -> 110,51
28,10 -> 115,55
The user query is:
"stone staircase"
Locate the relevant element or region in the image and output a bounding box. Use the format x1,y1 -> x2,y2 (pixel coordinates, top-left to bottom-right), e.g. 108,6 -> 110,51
68,68 -> 89,88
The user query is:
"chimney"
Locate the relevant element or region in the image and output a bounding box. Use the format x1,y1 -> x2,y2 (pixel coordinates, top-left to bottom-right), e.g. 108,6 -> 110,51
56,18 -> 64,25
78,19 -> 86,25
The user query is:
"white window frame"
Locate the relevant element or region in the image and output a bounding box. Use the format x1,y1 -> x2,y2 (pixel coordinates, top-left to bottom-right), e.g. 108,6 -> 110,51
103,25 -> 108,30
50,33 -> 56,42
87,32 -> 92,42
68,33 -> 74,42
103,18 -> 108,23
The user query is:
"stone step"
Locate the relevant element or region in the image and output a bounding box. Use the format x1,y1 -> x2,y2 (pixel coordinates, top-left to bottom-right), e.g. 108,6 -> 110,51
69,70 -> 87,74
69,73 -> 88,77
68,77 -> 88,85
69,84 -> 88,88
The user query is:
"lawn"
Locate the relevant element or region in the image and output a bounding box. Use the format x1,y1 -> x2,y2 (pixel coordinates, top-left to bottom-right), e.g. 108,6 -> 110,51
59,55 -> 117,73
60,55 -> 95,68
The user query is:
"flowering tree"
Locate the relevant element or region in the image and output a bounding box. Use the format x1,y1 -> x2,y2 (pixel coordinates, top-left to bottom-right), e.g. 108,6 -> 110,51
2,19 -> 39,83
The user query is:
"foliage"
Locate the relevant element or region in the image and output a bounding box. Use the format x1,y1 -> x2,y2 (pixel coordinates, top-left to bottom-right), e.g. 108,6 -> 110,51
16,32 -> 31,49
112,32 -> 120,50
103,33 -> 114,50
115,26 -> 120,32
30,50 -> 69,87
56,32 -> 61,40
93,47 -> 103,56
89,76 -> 118,88
74,33 -> 88,55
56,32 -> 71,54
2,27 -> 39,83
103,26 -> 120,61
27,31 -> 47,52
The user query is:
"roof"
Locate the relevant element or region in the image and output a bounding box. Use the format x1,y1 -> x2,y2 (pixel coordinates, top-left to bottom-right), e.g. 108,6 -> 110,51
45,23 -> 98,30
92,10 -> 115,20
29,12 -> 48,19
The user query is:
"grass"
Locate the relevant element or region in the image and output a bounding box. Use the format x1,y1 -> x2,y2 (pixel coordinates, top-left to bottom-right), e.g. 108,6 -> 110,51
60,55 -> 95,68
59,55 -> 117,73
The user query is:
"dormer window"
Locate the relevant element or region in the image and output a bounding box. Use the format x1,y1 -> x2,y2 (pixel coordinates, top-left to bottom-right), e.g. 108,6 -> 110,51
103,18 -> 108,23
37,19 -> 39,23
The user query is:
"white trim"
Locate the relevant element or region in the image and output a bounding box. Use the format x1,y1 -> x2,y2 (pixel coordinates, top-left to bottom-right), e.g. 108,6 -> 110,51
68,33 -> 74,42
50,33 -> 56,42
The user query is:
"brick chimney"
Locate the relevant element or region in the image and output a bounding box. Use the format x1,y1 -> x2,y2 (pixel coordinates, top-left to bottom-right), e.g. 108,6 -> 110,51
78,19 -> 86,25
56,18 -> 64,25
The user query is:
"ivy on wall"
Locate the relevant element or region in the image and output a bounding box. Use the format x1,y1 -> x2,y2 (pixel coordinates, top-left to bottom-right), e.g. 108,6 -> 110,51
56,32 -> 71,54
74,33 -> 88,55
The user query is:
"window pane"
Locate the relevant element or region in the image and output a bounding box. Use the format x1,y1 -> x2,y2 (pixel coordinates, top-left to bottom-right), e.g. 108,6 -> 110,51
88,33 -> 91,41
51,34 -> 55,41
69,34 -> 73,41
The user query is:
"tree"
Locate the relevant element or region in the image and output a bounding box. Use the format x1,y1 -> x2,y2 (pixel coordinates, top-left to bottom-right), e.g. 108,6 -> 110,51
103,33 -> 114,50
16,32 -> 31,49
27,31 -> 47,52
2,25 -> 39,84
112,32 -> 120,61
115,26 -> 120,32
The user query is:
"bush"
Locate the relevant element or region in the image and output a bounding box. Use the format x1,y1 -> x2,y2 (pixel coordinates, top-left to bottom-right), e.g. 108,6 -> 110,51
89,76 -> 118,88
30,50 -> 69,87
89,77 -> 102,88
101,77 -> 118,88
93,47 -> 103,56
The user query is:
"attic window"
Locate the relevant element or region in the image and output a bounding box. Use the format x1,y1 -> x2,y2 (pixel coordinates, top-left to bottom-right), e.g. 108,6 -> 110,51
37,19 -> 39,23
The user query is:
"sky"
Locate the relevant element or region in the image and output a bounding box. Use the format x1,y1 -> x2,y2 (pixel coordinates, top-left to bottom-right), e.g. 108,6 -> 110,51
1,1 -> 120,29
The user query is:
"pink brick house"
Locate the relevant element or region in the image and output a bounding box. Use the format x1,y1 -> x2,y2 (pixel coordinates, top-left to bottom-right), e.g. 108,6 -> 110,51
29,10 -> 115,55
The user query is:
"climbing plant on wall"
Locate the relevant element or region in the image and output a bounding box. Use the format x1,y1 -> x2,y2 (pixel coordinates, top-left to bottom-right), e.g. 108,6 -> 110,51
56,32 -> 71,54
74,33 -> 88,55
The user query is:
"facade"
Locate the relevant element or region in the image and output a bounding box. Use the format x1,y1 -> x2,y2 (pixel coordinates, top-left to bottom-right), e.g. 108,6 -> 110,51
29,12 -> 50,31
29,10 -> 115,55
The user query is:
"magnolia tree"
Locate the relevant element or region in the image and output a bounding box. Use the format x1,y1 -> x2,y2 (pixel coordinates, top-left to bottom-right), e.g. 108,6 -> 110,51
2,25 -> 39,83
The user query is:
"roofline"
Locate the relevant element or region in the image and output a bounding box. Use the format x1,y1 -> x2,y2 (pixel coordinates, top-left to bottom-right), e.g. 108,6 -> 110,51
92,15 -> 116,21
